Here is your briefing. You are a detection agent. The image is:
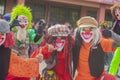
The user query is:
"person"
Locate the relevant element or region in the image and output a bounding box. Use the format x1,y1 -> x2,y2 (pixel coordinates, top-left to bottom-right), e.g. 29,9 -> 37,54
99,20 -> 114,72
28,19 -> 47,80
72,16 -> 120,80
9,4 -> 33,58
29,19 -> 46,55
109,4 -> 120,77
31,24 -> 74,80
0,19 -> 44,80
6,4 -> 43,80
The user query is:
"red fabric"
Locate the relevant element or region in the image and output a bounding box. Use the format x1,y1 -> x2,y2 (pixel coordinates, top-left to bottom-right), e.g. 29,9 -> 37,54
40,34 -> 49,47
53,51 -> 71,80
6,74 -> 30,80
4,32 -> 15,48
30,44 -> 51,59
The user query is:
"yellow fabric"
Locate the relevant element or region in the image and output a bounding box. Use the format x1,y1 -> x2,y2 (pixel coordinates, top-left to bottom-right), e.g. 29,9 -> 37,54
8,52 -> 39,77
75,38 -> 113,80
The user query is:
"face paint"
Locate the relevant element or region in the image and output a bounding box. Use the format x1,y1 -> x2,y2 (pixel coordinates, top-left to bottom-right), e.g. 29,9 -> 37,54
0,33 -> 6,46
80,27 -> 95,43
115,8 -> 120,20
17,15 -> 28,28
55,38 -> 65,51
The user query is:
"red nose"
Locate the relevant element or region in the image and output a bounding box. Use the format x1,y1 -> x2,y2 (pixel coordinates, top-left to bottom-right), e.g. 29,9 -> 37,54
85,29 -> 90,34
116,14 -> 119,16
21,25 -> 25,28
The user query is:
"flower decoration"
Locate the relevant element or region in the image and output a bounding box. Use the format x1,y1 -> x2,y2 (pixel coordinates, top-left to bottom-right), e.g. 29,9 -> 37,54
99,21 -> 109,29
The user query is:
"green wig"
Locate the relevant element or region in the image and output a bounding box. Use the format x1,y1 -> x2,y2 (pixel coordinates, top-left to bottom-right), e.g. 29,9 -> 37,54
10,4 -> 32,30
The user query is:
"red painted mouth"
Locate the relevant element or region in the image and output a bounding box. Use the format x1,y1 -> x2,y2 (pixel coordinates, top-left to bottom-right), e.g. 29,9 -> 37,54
82,32 -> 92,39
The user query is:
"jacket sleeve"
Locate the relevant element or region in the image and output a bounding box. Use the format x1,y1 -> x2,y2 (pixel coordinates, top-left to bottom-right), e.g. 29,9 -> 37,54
8,52 -> 39,77
110,30 -> 120,48
30,44 -> 51,59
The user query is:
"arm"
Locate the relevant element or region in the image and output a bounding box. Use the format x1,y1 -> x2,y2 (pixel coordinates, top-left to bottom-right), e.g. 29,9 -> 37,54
103,30 -> 120,75
102,29 -> 120,48
110,30 -> 120,47
30,44 -> 56,59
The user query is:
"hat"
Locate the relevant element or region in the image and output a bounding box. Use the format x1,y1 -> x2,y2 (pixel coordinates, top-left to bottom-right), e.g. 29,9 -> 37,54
48,24 -> 70,37
77,16 -> 98,28
3,13 -> 11,21
0,19 -> 10,33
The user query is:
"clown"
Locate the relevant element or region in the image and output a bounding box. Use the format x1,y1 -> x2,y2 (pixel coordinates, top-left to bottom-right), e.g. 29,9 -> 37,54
9,5 -> 32,58
109,4 -> 120,76
6,5 -> 37,80
0,19 -> 44,80
72,16 -> 120,80
31,24 -> 74,80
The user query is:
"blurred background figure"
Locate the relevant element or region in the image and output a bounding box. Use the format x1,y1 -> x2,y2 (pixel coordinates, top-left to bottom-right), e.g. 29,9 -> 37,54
29,19 -> 46,56
0,14 -> 3,19
3,13 -> 11,22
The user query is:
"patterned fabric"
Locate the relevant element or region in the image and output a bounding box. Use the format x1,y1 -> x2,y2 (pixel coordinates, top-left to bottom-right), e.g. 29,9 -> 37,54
48,24 -> 70,37
8,52 -> 39,77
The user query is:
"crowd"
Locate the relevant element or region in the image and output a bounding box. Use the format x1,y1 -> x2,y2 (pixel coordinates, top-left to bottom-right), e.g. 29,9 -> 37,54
1,4 -> 120,80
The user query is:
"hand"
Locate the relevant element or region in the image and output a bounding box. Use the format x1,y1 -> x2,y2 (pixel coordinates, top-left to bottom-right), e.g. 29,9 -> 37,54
48,44 -> 57,52
36,53 -> 43,63
102,29 -> 112,38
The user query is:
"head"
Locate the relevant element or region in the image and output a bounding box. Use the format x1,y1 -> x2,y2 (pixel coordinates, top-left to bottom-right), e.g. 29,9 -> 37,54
110,4 -> 120,20
48,24 -> 71,51
0,19 -> 15,47
75,16 -> 101,46
17,15 -> 28,29
10,5 -> 32,30
35,19 -> 46,34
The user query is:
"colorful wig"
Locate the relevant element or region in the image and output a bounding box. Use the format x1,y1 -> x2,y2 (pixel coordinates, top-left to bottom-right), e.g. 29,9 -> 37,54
10,4 -> 32,30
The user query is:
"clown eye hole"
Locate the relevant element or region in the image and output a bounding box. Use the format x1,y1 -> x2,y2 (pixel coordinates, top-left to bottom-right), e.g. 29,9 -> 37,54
81,27 -> 94,31
57,36 -> 66,39
81,28 -> 85,31
89,27 -> 94,31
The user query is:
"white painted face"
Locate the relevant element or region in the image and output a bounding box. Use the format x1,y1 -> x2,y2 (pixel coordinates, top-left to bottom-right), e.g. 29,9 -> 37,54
17,15 -> 28,29
80,27 -> 95,43
115,8 -> 120,20
0,33 -> 6,46
55,38 -> 65,51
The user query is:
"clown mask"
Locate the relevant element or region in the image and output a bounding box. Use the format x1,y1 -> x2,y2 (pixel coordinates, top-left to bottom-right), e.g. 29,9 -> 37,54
55,38 -> 65,51
115,8 -> 120,20
0,33 -> 6,46
17,15 -> 28,29
80,27 -> 95,43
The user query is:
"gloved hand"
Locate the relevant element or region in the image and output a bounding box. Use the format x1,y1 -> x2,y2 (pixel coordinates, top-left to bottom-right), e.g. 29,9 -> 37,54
102,29 -> 112,38
10,19 -> 21,30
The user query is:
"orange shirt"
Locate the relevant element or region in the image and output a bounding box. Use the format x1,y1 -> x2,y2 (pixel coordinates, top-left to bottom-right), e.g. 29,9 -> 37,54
75,38 -> 113,80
